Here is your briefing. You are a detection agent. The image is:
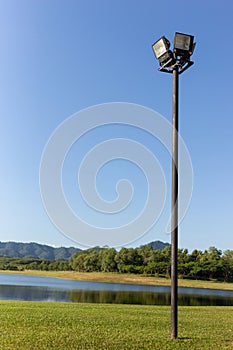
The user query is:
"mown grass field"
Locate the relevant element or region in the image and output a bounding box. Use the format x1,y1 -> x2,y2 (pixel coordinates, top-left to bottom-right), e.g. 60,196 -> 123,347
0,301 -> 232,349
1,269 -> 233,290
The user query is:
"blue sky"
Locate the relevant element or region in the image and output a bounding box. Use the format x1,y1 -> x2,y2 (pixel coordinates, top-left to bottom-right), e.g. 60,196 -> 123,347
0,0 -> 233,252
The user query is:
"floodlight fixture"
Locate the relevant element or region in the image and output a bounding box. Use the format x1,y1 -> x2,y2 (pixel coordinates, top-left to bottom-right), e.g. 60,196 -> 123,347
152,32 -> 195,74
173,32 -> 195,59
152,36 -> 175,69
152,36 -> 170,59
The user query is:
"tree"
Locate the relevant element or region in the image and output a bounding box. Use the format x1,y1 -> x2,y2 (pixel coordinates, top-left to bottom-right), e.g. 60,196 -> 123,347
178,248 -> 189,264
221,250 -> 233,281
115,248 -> 142,273
161,246 -> 171,263
99,248 -> 117,272
137,245 -> 154,266
208,246 -> 222,261
70,252 -> 88,272
189,249 -> 203,262
83,250 -> 100,272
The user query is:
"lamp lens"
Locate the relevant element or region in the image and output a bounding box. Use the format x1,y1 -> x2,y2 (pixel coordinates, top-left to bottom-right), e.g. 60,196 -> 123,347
174,34 -> 191,51
153,39 -> 167,59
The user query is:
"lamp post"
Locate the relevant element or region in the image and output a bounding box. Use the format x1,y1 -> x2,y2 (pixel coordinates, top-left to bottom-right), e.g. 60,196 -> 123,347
152,32 -> 195,339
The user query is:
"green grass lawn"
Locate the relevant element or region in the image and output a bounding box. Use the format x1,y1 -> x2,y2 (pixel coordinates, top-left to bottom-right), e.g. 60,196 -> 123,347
0,301 -> 232,349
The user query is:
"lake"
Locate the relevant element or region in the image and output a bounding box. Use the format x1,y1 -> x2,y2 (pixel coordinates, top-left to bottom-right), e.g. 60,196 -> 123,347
0,273 -> 233,306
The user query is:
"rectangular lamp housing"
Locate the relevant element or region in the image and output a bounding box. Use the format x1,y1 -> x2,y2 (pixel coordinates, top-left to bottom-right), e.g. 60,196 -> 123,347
173,32 -> 194,56
152,36 -> 170,59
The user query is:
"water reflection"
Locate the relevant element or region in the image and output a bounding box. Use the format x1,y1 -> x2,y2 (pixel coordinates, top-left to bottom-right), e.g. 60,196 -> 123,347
0,283 -> 232,306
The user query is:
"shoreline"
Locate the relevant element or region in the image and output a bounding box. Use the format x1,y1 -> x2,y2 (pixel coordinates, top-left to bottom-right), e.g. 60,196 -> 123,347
1,270 -> 233,291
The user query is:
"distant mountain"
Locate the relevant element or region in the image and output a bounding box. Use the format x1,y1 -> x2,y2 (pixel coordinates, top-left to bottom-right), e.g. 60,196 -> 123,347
0,240 -> 170,260
0,242 -> 81,260
141,240 -> 170,251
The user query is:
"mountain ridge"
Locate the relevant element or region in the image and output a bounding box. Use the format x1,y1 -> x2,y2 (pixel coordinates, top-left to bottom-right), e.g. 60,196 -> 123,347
0,240 -> 170,260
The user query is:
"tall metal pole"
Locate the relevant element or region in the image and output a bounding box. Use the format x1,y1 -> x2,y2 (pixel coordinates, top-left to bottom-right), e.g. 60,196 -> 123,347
152,32 -> 195,340
171,65 -> 179,339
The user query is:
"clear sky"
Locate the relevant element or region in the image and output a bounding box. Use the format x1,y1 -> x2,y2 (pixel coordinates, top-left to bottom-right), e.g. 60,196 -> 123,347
0,0 -> 232,252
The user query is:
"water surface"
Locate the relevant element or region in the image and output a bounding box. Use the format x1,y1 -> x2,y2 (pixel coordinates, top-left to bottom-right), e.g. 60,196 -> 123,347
0,273 -> 232,306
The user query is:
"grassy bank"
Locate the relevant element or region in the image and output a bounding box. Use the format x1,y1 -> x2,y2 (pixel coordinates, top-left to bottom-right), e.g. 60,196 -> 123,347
0,301 -> 232,349
1,269 -> 233,290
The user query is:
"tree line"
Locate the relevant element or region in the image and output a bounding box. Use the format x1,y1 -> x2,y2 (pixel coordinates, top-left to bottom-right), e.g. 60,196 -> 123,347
70,246 -> 233,282
1,245 -> 233,282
